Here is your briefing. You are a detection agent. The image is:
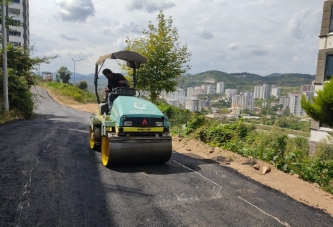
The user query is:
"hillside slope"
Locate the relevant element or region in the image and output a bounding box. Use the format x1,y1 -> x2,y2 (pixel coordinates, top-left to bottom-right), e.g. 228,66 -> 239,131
178,70 -> 315,92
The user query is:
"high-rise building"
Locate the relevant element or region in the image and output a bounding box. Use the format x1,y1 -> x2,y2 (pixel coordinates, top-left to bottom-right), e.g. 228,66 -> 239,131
1,0 -> 30,48
288,94 -> 304,117
186,87 -> 194,97
201,85 -> 207,94
231,92 -> 254,114
206,85 -> 215,94
194,86 -> 204,96
254,85 -> 261,99
300,85 -> 313,93
278,96 -> 290,110
185,98 -> 201,112
271,87 -> 281,98
216,82 -> 225,94
253,84 -> 271,100
260,84 -> 271,100
225,89 -> 237,99
161,87 -> 186,107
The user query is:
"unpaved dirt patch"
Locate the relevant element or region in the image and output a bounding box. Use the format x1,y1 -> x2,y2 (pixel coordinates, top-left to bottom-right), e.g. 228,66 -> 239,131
46,89 -> 333,217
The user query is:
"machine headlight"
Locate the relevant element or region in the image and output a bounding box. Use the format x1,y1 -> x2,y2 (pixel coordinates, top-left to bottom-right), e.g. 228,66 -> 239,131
155,122 -> 163,126
124,121 -> 132,126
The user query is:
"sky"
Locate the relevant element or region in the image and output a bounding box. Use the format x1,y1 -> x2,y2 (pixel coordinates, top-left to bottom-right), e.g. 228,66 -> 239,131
30,0 -> 323,77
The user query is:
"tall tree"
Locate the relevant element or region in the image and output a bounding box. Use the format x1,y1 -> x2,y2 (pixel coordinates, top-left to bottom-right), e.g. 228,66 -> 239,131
124,10 -> 191,103
301,77 -> 333,127
56,66 -> 71,84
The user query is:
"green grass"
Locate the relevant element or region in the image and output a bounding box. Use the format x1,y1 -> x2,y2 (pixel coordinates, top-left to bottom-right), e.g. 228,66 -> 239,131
43,82 -> 96,103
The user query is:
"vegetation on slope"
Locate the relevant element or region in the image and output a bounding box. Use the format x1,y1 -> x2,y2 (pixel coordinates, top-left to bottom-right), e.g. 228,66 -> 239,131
156,102 -> 333,194
43,82 -> 96,104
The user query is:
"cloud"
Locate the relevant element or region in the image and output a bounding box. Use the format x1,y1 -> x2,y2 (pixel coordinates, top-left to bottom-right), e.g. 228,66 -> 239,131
128,0 -> 175,13
56,0 -> 95,22
60,33 -> 79,41
201,30 -> 214,40
250,49 -> 269,56
228,43 -> 239,50
101,21 -> 141,35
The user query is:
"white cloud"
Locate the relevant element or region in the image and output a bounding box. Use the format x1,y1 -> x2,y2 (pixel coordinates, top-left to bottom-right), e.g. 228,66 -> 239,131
128,0 -> 176,13
55,0 -> 95,22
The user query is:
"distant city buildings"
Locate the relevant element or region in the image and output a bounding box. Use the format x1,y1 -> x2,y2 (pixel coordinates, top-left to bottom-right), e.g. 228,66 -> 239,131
161,78 -> 314,116
277,87 -> 314,117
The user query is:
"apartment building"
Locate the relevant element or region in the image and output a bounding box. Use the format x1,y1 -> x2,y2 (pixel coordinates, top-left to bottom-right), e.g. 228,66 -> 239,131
186,87 -> 194,97
278,96 -> 290,110
185,98 -> 201,112
1,0 -> 29,48
194,86 -> 204,97
225,89 -> 237,99
309,0 -> 333,153
271,87 -> 281,98
254,84 -> 271,100
300,84 -> 313,93
206,85 -> 215,94
288,94 -> 304,117
231,92 -> 254,115
216,82 -> 225,94
160,88 -> 186,107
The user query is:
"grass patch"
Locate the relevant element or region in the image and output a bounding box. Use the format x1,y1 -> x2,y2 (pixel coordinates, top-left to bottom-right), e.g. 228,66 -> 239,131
41,82 -> 96,104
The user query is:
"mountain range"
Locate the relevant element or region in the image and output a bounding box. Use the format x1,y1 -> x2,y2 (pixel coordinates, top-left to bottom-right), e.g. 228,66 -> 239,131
177,71 -> 315,92
58,70 -> 315,92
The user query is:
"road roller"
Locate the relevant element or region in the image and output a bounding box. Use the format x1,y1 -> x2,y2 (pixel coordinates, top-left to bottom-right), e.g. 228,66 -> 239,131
89,50 -> 172,166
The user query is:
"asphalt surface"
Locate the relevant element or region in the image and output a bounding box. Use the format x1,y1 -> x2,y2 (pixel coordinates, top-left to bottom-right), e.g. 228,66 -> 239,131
1,86 -> 333,227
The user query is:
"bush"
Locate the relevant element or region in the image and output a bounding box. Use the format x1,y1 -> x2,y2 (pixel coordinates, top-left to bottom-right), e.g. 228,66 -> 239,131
78,81 -> 88,90
314,136 -> 333,161
0,71 -> 34,118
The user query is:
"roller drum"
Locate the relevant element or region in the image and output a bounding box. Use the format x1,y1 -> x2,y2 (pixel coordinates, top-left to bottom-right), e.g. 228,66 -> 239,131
106,137 -> 172,165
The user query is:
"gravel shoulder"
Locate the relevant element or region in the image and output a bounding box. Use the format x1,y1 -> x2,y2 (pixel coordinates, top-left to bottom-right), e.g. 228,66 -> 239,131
46,89 -> 333,217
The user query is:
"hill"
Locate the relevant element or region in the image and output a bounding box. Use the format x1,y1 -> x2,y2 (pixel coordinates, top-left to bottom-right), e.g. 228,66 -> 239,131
177,70 -> 315,92
60,70 -> 315,93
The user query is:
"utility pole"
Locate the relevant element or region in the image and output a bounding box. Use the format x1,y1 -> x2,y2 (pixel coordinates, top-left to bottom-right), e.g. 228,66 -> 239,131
71,58 -> 83,85
2,0 -> 9,113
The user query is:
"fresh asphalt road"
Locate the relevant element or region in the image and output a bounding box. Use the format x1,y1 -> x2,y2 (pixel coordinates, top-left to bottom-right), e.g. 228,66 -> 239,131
1,86 -> 333,227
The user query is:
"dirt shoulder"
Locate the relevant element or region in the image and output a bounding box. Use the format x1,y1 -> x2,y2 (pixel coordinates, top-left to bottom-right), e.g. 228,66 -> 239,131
45,89 -> 333,217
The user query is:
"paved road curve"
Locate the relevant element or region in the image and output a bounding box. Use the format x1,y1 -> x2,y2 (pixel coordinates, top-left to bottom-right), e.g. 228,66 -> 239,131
1,86 -> 333,227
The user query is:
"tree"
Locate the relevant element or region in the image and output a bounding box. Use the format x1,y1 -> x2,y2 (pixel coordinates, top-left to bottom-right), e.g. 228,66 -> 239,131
0,44 -> 57,117
301,77 -> 333,127
78,81 -> 88,90
124,10 -> 191,103
56,66 -> 71,83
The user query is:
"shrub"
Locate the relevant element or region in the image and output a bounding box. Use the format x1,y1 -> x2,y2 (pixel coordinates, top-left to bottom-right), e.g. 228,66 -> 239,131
314,135 -> 333,161
0,71 -> 34,118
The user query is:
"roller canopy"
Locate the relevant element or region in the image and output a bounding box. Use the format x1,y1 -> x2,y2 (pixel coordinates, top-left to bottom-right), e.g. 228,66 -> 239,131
95,50 -> 147,69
